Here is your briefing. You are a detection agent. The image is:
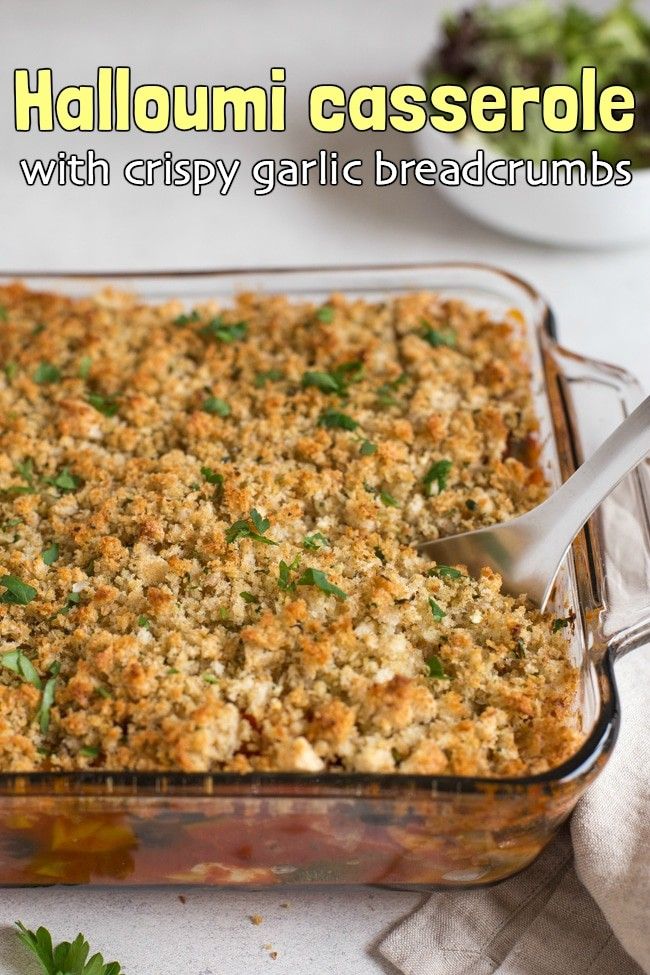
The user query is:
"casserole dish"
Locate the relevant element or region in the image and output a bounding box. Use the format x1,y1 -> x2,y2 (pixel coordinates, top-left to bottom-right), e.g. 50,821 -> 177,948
0,262 -> 648,888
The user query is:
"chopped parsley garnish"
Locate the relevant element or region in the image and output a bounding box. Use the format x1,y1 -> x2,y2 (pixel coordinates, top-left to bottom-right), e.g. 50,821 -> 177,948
420,323 -> 457,348
78,355 -> 93,379
60,591 -> 82,615
423,459 -> 452,495
226,509 -> 277,546
240,591 -> 259,604
0,575 -> 37,606
254,368 -> 284,388
15,921 -> 124,975
0,305 -> 7,321
428,597 -> 445,621
317,408 -> 358,431
315,305 -> 335,323
278,555 -> 301,592
202,396 -> 231,417
33,361 -> 61,385
199,316 -> 248,343
87,393 -> 120,417
80,746 -> 99,758
37,672 -> 58,733
173,309 -> 200,326
428,565 -> 463,580
201,466 -> 223,486
97,685 -> 112,699
297,567 -> 347,600
552,617 -> 571,633
4,361 -> 18,381
2,459 -> 36,497
203,673 -> 219,684
376,372 -> 409,408
365,483 -> 400,508
45,468 -> 81,493
302,361 -> 363,397
1,649 -> 42,689
426,654 -> 448,679
137,615 -> 150,628
513,638 -> 526,658
42,543 -> 59,566
303,532 -> 329,551
379,490 -> 400,508
466,498 -> 477,511
360,440 -> 378,456
374,547 -> 386,564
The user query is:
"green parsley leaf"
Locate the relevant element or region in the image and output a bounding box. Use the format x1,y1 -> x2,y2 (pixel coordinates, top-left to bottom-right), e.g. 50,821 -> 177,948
240,591 -> 259,604
374,546 -> 386,564
199,316 -> 248,343
254,368 -> 284,388
15,921 -> 124,975
317,408 -> 358,431
45,468 -> 81,492
360,440 -> 378,456
33,361 -> 61,385
250,508 -> 270,534
97,685 -> 112,699
137,615 -> 150,628
203,672 -> 219,684
315,305 -> 335,323
4,361 -> 18,381
376,372 -> 409,408
37,675 -> 58,733
202,396 -> 231,417
226,510 -> 277,546
420,324 -> 457,348
42,543 -> 59,566
16,459 -> 35,486
0,305 -> 7,321
173,309 -> 200,326
302,370 -> 340,394
423,459 -> 452,496
428,597 -> 445,621
552,617 -> 571,633
466,498 -> 477,511
428,565 -> 463,580
201,466 -> 223,486
78,355 -> 93,379
278,555 -> 301,592
87,392 -> 120,417
297,567 -> 347,600
0,575 -> 37,606
379,490 -> 400,508
426,654 -> 448,679
60,591 -> 82,615
1,649 -> 42,689
303,532 -> 329,551
80,746 -> 99,758
513,638 -> 526,659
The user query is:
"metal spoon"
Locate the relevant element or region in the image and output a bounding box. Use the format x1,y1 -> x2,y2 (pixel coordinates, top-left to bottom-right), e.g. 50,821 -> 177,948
418,395 -> 650,609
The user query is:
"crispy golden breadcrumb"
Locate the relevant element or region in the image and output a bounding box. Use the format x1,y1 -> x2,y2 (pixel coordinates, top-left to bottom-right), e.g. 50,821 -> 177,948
0,283 -> 580,776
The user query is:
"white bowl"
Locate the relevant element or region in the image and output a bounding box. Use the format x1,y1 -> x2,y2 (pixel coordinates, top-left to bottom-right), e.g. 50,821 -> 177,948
415,127 -> 650,248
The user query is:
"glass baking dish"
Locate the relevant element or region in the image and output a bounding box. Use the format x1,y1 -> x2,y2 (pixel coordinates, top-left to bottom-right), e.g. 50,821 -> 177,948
0,263 -> 648,888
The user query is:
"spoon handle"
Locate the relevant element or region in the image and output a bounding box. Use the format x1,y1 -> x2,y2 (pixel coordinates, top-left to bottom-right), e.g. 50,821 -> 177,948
542,395 -> 650,531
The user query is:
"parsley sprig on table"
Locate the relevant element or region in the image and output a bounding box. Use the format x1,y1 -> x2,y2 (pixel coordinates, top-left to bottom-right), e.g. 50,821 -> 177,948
15,921 -> 124,975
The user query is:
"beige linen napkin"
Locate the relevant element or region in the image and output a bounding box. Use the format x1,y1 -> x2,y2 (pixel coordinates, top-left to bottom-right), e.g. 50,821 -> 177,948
380,650 -> 650,975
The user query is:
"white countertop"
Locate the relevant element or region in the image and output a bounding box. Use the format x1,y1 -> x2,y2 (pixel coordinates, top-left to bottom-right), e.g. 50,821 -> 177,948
1,2 -> 649,972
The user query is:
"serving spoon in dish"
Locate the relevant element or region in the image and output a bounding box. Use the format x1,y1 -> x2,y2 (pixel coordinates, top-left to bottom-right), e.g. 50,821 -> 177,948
418,395 -> 650,610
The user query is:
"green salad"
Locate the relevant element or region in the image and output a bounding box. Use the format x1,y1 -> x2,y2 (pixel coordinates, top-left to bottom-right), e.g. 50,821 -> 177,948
425,0 -> 650,166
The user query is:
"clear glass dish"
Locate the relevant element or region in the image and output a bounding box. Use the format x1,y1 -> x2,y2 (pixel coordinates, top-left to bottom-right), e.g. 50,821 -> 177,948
0,263 -> 648,888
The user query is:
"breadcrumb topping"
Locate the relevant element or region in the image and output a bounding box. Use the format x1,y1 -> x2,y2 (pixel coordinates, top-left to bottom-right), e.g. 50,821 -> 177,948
0,283 -> 580,776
